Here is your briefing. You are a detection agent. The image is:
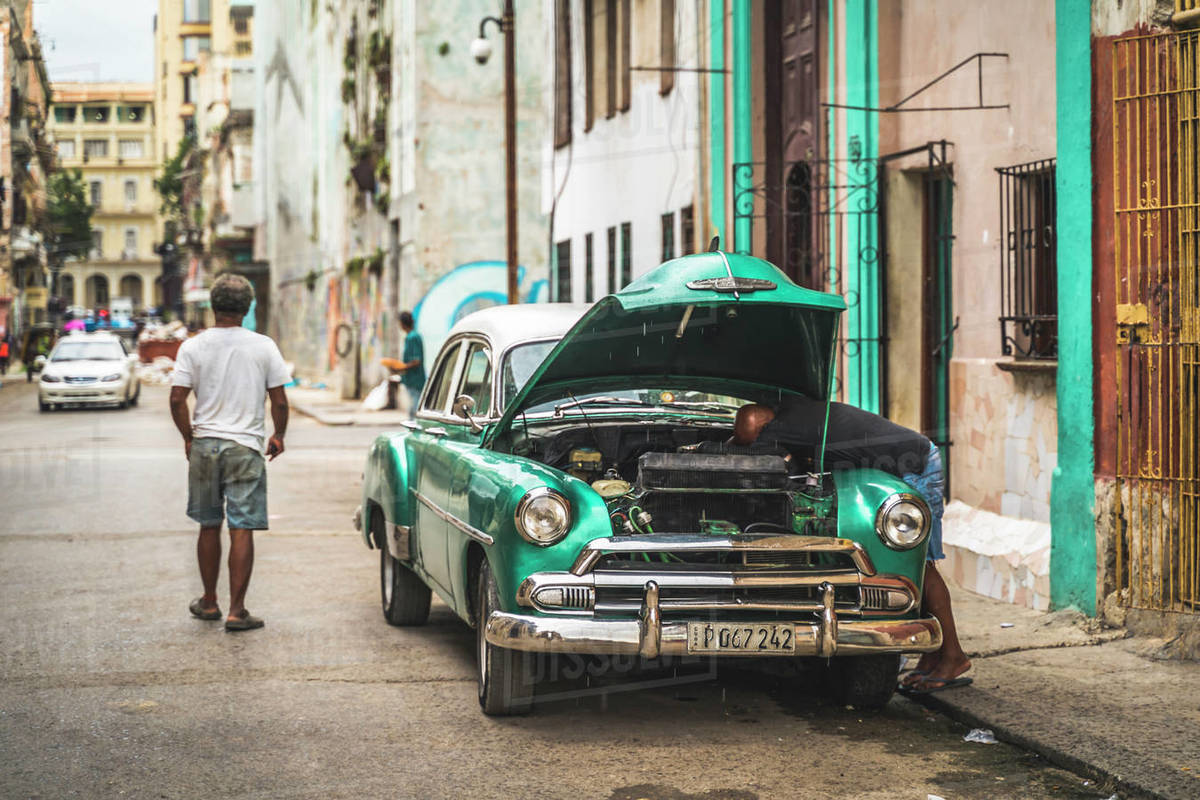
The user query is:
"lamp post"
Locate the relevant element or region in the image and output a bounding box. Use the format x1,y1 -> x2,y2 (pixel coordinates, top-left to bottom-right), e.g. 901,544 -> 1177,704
472,0 -> 518,304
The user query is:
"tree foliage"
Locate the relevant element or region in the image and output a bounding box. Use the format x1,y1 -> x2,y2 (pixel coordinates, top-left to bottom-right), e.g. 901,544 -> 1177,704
46,168 -> 94,264
153,135 -> 195,223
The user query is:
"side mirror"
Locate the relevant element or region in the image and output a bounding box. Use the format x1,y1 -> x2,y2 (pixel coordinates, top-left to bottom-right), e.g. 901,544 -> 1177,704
452,394 -> 483,433
33,355 -> 47,370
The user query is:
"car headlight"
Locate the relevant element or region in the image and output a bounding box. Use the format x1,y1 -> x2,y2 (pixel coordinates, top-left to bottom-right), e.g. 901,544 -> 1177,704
40,373 -> 61,383
875,493 -> 930,550
514,488 -> 571,546
101,373 -> 122,382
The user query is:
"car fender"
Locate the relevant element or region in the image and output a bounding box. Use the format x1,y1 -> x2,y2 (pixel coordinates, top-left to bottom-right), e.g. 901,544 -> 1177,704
444,447 -> 611,618
360,432 -> 414,550
833,468 -> 929,591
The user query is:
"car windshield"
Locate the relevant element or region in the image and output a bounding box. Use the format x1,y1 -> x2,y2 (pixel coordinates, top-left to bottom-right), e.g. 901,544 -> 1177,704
51,341 -> 125,362
500,341 -> 749,416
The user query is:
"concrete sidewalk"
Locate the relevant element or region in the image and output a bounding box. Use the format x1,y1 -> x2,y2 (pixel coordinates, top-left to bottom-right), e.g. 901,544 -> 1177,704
287,385 -> 411,427
917,582 -> 1200,800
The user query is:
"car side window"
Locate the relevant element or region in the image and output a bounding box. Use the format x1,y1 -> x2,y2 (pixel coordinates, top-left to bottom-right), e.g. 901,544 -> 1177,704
423,343 -> 462,415
457,342 -> 492,416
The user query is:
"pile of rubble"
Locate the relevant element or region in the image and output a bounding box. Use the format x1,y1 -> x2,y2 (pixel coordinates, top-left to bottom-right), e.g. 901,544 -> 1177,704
136,356 -> 177,385
137,320 -> 188,343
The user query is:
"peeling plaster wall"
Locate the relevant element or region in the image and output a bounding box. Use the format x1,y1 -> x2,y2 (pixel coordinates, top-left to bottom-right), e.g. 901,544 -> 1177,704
874,0 -> 1058,525
254,0 -> 548,389
544,0 -> 702,297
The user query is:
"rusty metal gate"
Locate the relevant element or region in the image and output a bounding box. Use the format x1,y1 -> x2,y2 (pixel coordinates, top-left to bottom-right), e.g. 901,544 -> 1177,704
1112,31 -> 1200,612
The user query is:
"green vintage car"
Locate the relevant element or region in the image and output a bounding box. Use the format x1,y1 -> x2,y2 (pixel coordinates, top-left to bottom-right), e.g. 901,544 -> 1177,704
356,250 -> 942,715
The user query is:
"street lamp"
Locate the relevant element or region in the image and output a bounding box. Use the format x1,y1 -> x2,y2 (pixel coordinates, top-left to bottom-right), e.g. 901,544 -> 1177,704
473,0 -> 518,304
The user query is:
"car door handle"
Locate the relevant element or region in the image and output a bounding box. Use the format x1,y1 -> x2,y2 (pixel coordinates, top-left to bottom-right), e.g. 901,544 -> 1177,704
427,427 -> 448,437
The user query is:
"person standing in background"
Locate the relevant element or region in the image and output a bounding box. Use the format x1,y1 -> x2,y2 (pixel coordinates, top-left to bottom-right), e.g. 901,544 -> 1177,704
396,311 -> 426,415
0,330 -> 9,375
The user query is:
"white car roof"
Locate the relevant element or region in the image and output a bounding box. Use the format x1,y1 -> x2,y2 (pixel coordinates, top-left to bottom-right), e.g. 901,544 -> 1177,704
443,303 -> 591,353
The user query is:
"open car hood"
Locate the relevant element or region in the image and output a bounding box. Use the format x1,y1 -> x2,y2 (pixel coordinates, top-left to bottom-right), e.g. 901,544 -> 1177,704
486,252 -> 845,445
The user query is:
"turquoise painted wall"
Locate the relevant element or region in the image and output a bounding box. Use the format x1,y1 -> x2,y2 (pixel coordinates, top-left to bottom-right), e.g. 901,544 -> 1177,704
732,0 -> 752,252
709,0 -> 726,245
1050,0 -> 1096,614
842,0 -> 880,413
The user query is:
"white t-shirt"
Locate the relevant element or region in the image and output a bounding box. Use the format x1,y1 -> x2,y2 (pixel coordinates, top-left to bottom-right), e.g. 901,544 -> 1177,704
171,327 -> 291,453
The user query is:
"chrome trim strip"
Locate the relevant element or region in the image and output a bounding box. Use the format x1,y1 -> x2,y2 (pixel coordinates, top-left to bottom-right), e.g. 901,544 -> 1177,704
517,570 -> 916,616
485,611 -> 943,657
569,535 -> 876,577
410,488 -> 494,546
400,421 -> 420,431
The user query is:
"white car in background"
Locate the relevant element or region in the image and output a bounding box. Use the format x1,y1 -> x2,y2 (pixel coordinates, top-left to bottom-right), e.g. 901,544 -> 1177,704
38,332 -> 141,412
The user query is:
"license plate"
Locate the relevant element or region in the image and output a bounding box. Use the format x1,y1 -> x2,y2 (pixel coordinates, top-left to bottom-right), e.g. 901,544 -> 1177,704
686,622 -> 795,654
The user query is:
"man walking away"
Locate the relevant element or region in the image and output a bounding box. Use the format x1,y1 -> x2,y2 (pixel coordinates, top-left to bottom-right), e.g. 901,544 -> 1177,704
396,311 -> 426,415
169,274 -> 291,632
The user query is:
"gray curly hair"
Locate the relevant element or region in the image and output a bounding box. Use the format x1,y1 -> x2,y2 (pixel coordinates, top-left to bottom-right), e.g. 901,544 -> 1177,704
210,273 -> 254,316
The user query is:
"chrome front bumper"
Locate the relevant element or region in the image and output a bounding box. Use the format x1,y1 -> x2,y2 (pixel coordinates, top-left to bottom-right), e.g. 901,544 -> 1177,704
486,581 -> 942,659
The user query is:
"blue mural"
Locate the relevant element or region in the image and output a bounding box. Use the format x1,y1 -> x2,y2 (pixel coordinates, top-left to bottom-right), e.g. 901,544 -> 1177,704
411,260 -> 548,357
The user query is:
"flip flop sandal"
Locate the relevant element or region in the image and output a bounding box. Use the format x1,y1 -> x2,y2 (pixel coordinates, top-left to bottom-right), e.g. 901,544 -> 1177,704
899,676 -> 973,695
224,612 -> 265,632
898,669 -> 930,687
189,598 -> 222,621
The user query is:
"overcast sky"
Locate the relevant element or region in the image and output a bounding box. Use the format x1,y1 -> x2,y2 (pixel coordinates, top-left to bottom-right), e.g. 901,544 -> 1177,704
37,0 -> 157,84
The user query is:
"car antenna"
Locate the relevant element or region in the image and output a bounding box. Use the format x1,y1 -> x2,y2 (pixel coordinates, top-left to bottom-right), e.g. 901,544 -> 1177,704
707,236 -> 720,252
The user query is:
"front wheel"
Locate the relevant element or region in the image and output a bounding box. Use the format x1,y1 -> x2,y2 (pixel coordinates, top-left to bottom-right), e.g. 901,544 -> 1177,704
375,511 -> 430,626
833,654 -> 901,710
476,560 -> 533,716
128,381 -> 140,407
38,399 -> 49,412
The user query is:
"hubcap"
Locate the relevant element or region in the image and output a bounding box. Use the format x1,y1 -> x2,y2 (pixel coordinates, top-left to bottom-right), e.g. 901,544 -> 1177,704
382,549 -> 394,607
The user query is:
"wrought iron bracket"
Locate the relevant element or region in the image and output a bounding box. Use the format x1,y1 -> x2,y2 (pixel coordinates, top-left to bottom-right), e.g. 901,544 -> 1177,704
823,52 -> 1009,113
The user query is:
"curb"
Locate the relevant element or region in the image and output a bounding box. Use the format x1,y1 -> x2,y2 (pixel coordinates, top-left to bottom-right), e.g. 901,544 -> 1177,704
909,692 -> 1166,800
291,402 -> 355,426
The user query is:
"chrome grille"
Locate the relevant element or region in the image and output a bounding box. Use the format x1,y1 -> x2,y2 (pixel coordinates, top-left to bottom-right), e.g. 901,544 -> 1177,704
64,376 -> 97,384
862,587 -> 889,611
561,586 -> 592,609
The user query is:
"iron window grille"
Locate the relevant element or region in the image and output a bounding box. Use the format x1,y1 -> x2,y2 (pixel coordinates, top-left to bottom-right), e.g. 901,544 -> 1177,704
997,158 -> 1057,360
661,212 -> 675,261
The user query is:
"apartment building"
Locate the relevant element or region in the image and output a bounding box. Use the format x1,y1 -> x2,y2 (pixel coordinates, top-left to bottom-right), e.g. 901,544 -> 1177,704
49,83 -> 159,311
154,0 -> 252,163
544,0 -> 703,303
0,0 -> 53,338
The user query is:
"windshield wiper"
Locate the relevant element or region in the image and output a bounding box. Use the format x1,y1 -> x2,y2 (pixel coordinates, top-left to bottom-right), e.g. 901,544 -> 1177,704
552,396 -> 653,415
658,401 -> 739,414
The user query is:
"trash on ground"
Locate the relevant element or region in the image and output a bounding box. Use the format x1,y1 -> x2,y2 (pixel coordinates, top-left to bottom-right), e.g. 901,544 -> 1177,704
963,728 -> 998,744
360,379 -> 389,411
1000,622 -> 1014,628
928,795 -> 947,800
136,356 -> 176,385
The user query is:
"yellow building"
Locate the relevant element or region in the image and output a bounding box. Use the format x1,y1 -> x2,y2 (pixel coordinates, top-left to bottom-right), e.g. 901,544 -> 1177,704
154,0 -> 252,164
49,83 -> 159,311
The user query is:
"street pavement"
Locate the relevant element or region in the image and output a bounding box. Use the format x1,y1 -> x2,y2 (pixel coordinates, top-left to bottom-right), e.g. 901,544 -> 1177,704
0,380 -> 1118,799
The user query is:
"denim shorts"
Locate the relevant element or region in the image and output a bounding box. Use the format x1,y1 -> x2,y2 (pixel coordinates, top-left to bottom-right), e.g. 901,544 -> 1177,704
187,437 -> 269,530
902,442 -> 946,562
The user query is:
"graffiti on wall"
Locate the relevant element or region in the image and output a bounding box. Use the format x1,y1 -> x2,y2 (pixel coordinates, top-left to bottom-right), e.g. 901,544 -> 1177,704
412,260 -> 548,357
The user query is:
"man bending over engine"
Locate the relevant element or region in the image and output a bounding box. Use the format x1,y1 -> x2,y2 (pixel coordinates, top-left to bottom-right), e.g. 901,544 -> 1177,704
732,399 -> 971,694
